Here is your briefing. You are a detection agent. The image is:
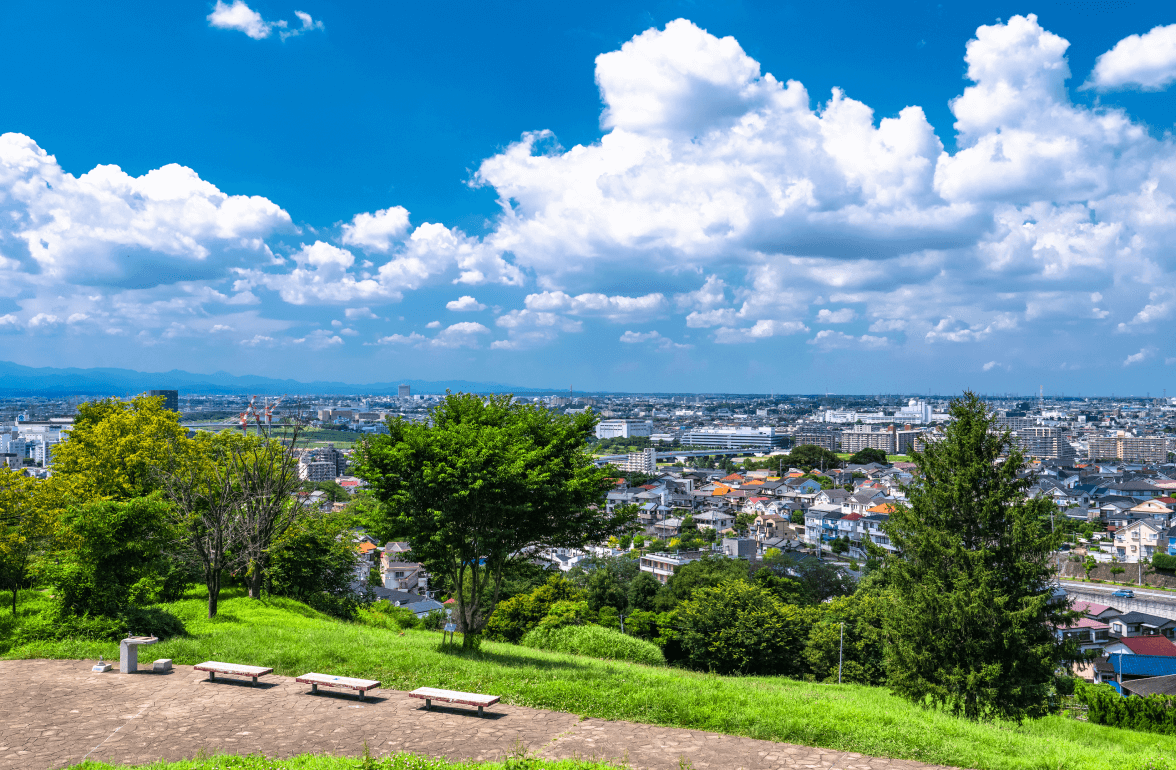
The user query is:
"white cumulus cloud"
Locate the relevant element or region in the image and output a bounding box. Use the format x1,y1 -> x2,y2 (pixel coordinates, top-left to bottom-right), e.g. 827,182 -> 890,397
1087,24 -> 1176,91
446,295 -> 487,312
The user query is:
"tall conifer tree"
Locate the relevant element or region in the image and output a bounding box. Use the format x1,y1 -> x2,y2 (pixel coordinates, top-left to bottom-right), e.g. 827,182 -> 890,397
882,392 -> 1077,721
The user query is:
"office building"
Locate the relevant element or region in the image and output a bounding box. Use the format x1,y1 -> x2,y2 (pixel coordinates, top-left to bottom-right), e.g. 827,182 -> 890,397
596,419 -> 653,440
680,426 -> 788,450
792,430 -> 839,452
398,384 -> 411,398
147,390 -> 179,412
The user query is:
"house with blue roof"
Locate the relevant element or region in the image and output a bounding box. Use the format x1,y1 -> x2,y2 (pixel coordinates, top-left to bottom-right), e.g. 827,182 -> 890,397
1095,653 -> 1176,694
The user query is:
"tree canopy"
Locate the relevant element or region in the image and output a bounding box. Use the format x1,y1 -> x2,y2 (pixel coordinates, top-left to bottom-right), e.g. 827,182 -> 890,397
353,392 -> 633,647
848,447 -> 888,465
881,391 -> 1080,722
787,444 -> 843,471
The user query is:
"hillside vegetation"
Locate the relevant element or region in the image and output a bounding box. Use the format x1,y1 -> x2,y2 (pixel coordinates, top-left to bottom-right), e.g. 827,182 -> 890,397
5,586 -> 1176,770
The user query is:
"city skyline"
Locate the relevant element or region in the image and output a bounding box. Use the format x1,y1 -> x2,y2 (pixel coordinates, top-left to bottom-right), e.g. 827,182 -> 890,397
3,2 -> 1176,393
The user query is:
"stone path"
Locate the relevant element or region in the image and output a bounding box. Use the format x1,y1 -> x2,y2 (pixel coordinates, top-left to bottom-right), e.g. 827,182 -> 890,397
0,660 -> 954,770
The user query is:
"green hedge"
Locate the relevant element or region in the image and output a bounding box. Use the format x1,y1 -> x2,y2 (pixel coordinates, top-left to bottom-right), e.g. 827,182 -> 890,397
1076,682 -> 1176,735
520,624 -> 665,666
1153,553 -> 1176,571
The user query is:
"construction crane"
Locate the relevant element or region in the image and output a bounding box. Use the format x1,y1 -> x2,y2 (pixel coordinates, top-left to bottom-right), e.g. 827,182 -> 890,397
235,396 -> 259,436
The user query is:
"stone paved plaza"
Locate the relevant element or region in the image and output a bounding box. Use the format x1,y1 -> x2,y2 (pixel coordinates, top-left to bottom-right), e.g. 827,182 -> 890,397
0,660 -> 954,770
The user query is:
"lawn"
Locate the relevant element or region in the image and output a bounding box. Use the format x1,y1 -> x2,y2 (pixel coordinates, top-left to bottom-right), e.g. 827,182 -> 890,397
7,588 -> 1176,770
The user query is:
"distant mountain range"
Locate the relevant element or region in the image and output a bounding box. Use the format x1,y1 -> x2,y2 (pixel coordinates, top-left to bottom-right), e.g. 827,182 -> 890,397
0,360 -> 552,396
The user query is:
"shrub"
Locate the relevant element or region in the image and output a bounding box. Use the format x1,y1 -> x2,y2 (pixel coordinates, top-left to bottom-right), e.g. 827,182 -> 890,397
1153,554 -> 1176,571
678,579 -> 816,676
1077,681 -> 1176,734
536,600 -> 591,630
9,605 -> 185,647
484,575 -> 581,643
520,624 -> 665,666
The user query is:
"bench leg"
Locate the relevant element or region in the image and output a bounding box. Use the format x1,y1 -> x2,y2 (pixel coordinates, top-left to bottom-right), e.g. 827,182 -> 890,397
359,690 -> 365,701
425,699 -> 431,710
208,671 -> 215,682
311,683 -> 318,694
478,705 -> 484,717
251,676 -> 257,686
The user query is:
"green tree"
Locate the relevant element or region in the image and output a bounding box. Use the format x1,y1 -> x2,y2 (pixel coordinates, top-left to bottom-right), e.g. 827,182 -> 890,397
48,496 -> 174,618
266,511 -> 360,606
586,568 -> 628,612
881,391 -> 1078,722
655,554 -> 749,610
51,396 -> 188,502
848,447 -> 888,465
788,444 -> 843,471
802,593 -> 888,685
0,470 -> 58,614
354,393 -> 632,648
761,550 -> 856,605
678,579 -> 815,675
485,574 -> 581,643
627,571 -> 662,611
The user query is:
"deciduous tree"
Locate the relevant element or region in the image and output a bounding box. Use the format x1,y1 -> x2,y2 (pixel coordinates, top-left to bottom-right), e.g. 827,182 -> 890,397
354,393 -> 632,648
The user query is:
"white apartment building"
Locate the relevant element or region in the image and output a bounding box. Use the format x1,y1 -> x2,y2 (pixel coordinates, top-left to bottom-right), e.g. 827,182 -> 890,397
595,419 -> 653,439
298,460 -> 336,482
617,448 -> 657,473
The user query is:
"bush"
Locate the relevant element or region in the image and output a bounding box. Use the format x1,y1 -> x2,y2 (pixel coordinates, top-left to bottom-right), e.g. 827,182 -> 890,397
9,605 -> 185,647
520,624 -> 665,666
484,575 -> 581,643
678,579 -> 816,676
1153,553 -> 1176,571
1077,681 -> 1176,734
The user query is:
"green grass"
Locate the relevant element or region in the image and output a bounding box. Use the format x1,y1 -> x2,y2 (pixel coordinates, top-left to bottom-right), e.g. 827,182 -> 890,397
7,588 -> 1176,770
74,750 -> 619,770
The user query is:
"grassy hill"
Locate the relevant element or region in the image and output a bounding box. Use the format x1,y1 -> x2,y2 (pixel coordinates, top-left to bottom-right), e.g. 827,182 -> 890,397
6,588 -> 1176,770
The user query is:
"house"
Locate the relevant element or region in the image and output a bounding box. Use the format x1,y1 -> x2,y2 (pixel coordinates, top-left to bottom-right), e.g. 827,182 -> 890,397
1055,616 -> 1111,652
1121,673 -> 1176,697
1071,599 -> 1122,622
695,509 -> 735,531
753,513 -> 794,540
804,503 -> 843,547
639,551 -> 705,584
1113,519 -> 1167,563
1106,612 -> 1176,641
814,487 -> 851,507
1095,649 -> 1176,693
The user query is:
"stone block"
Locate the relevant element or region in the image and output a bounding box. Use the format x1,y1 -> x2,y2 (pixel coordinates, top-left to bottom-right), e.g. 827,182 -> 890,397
153,659 -> 173,672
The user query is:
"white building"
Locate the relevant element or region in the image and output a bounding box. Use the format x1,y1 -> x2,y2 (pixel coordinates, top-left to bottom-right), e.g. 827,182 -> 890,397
298,460 -> 336,482
617,448 -> 657,473
596,419 -> 653,439
895,399 -> 933,424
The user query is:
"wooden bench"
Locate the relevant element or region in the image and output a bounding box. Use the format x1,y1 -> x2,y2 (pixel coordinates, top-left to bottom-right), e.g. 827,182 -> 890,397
194,661 -> 274,686
296,672 -> 381,700
409,686 -> 500,717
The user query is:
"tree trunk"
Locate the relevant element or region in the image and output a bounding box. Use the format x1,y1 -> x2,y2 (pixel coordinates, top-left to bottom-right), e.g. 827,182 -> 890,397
11,587 -> 15,616
207,573 -> 220,618
247,564 -> 263,599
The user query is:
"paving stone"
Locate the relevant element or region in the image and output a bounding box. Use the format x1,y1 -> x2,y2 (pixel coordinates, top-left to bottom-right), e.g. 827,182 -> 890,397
0,660 -> 959,770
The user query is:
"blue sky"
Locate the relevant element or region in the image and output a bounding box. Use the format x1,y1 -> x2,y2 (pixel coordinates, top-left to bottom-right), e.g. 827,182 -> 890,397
2,1 -> 1176,394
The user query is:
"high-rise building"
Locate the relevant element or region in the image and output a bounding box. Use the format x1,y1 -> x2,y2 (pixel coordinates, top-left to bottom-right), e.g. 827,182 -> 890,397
617,448 -> 658,473
1012,427 -> 1078,462
147,389 -> 179,411
680,426 -> 788,450
398,384 -> 411,398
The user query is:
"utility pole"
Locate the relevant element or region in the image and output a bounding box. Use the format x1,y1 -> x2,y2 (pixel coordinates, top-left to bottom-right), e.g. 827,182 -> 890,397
838,622 -> 844,684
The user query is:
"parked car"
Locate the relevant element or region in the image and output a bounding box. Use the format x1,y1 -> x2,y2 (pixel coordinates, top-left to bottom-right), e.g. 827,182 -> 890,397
1111,589 -> 1134,598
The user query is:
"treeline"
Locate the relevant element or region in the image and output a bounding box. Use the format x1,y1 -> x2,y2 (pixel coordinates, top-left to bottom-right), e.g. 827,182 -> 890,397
483,551 -> 875,681
0,396 -> 366,649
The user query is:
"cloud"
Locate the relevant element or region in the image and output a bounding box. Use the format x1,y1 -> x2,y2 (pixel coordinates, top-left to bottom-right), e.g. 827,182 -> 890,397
240,334 -> 275,347
341,207 -> 410,253
713,319 -> 808,344
524,291 -> 667,321
982,360 -> 1010,371
426,321 -> 441,329
0,314 -> 20,330
1123,347 -> 1156,366
816,308 -> 856,323
1086,24 -> 1176,91
207,1 -> 273,39
378,321 -> 491,349
446,295 -> 487,312
210,324 -> 234,332
207,2 -> 324,41
807,330 -> 889,349
924,315 -> 1017,343
345,307 -> 378,320
492,309 -> 582,350
293,329 -> 344,349
619,330 -> 691,349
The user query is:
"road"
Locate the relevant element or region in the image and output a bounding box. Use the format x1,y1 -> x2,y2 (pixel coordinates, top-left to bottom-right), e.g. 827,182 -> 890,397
1058,578 -> 1176,603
